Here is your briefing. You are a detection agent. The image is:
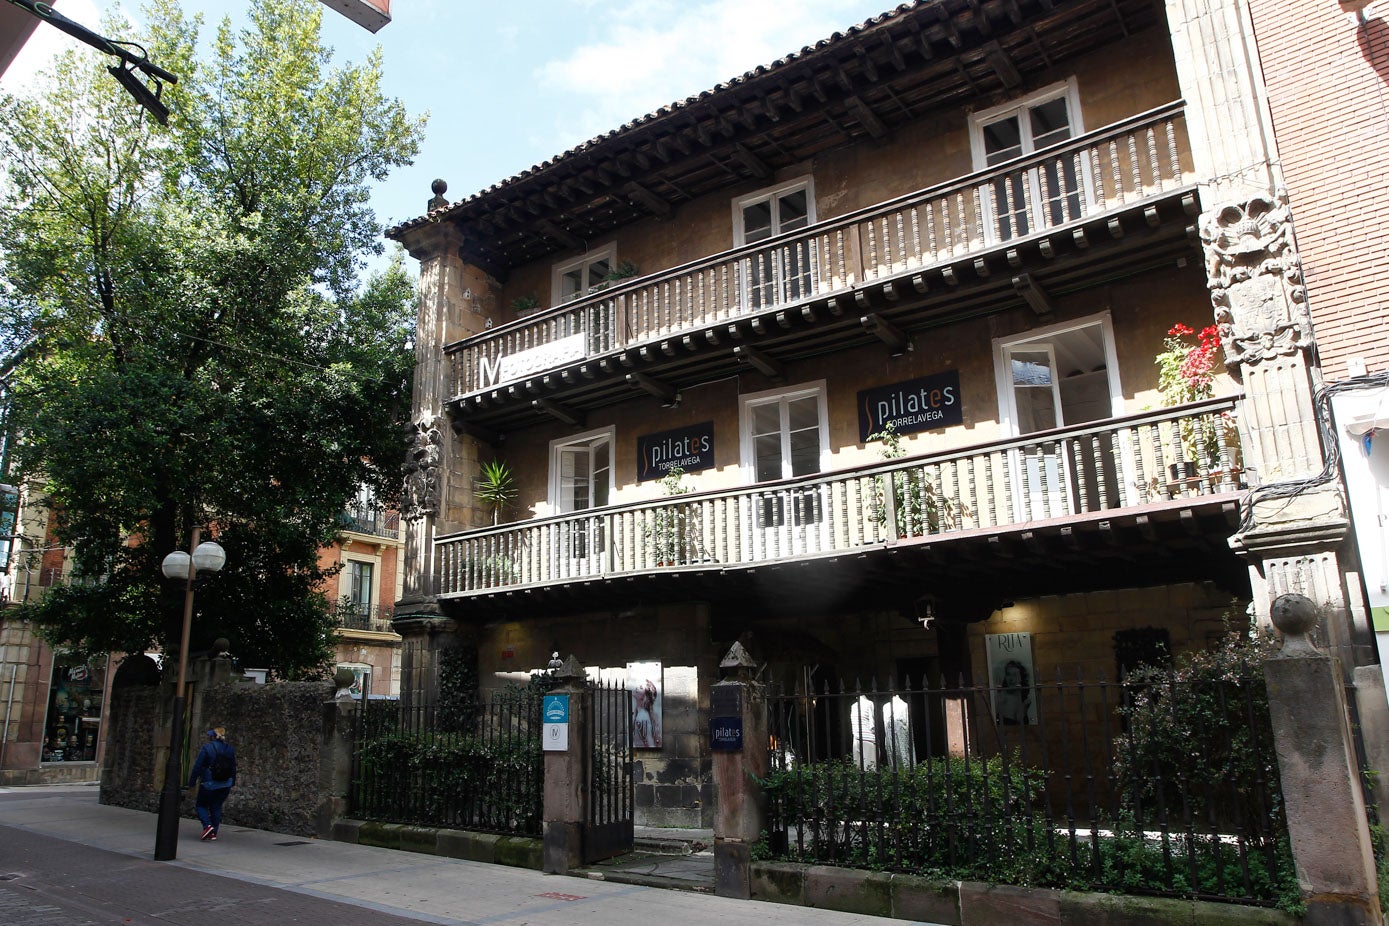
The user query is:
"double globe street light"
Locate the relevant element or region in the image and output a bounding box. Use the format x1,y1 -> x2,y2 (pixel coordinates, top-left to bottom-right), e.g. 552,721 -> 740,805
153,527 -> 226,861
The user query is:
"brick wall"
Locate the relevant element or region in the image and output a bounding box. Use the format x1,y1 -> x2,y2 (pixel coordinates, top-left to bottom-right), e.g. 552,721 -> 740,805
1246,0 -> 1389,378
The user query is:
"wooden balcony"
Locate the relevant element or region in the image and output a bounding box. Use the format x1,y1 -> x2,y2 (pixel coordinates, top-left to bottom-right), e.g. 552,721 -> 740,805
435,398 -> 1248,616
447,103 -> 1196,430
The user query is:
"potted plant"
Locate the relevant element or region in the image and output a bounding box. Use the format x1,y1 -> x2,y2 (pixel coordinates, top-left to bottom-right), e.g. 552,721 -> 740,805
644,465 -> 692,565
475,459 -> 517,525
1154,322 -> 1228,480
867,423 -> 963,535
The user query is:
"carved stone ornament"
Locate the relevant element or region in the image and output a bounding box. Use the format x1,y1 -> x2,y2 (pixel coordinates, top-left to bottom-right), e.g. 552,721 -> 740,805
402,416 -> 443,522
1199,191 -> 1312,374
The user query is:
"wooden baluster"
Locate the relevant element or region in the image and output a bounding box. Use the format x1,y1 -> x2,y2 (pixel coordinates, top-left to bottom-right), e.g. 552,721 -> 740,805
1145,126 -> 1159,194
866,218 -> 880,279
1070,437 -> 1088,514
908,207 -> 921,269
1038,163 -> 1053,231
1089,145 -> 1107,212
1165,118 -> 1181,183
1127,131 -> 1141,198
1093,432 -> 1110,510
1109,140 -> 1123,205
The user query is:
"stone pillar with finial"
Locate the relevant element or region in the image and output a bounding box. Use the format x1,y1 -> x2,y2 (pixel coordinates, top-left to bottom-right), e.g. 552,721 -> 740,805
390,178 -> 503,709
542,654 -> 590,873
1264,593 -> 1382,925
711,641 -> 768,899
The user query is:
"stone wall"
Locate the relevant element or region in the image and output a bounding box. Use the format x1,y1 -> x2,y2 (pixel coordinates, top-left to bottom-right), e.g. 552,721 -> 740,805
101,675 -> 345,838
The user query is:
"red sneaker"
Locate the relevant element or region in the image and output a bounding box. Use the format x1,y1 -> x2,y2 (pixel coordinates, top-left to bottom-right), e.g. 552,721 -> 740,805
201,825 -> 214,840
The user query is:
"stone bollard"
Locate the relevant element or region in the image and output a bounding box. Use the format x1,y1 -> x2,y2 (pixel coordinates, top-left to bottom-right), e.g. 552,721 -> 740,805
1264,593 -> 1383,926
542,655 -> 590,874
712,642 -> 769,899
317,691 -> 357,837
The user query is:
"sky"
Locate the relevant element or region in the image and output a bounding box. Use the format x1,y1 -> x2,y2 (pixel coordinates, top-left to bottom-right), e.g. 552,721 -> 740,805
2,0 -> 899,279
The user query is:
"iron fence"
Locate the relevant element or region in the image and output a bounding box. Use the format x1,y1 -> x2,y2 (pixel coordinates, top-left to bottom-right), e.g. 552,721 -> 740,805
764,672 -> 1295,906
350,691 -> 543,836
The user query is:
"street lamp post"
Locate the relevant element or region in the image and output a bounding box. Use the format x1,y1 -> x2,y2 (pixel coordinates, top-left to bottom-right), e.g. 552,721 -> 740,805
153,526 -> 226,861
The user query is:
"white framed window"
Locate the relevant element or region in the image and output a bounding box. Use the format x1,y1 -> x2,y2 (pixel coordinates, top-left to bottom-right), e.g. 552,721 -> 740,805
992,313 -> 1122,518
739,381 -> 829,482
969,80 -> 1086,241
549,427 -> 614,513
732,176 -> 815,246
552,243 -> 617,304
733,177 -> 817,310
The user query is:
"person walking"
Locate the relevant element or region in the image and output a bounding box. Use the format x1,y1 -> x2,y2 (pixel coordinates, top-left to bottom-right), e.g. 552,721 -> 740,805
187,726 -> 236,840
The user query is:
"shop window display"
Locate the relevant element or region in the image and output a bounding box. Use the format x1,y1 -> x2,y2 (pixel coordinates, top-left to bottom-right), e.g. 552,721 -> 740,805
42,659 -> 107,763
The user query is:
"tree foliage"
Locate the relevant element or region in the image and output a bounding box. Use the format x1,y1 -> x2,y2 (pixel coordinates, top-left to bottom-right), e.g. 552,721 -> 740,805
0,0 -> 425,675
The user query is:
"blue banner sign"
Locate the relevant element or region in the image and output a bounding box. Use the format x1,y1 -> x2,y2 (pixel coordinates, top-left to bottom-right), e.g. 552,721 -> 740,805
637,421 -> 715,481
710,717 -> 743,751
543,694 -> 569,724
857,370 -> 962,442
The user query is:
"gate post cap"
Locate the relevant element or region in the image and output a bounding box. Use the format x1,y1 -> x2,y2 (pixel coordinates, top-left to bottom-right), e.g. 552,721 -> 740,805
552,654 -> 585,681
720,642 -> 756,680
1271,593 -> 1320,655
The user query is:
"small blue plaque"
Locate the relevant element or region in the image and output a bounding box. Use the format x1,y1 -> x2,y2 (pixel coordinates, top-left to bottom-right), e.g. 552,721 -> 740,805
710,716 -> 743,751
543,694 -> 569,723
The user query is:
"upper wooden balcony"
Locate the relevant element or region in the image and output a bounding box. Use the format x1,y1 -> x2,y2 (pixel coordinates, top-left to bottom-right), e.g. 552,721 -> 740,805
446,103 -> 1197,433
434,397 -> 1249,619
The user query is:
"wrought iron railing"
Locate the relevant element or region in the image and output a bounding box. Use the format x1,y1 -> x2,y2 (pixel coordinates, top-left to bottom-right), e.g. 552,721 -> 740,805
340,506 -> 401,541
349,694 -> 543,836
446,102 -> 1192,399
763,670 -> 1293,906
435,397 -> 1245,597
334,602 -> 396,633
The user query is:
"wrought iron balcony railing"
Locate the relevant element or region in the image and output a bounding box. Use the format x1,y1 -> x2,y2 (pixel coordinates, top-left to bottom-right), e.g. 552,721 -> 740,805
435,397 -> 1244,598
334,602 -> 397,634
339,507 -> 401,541
446,102 -> 1192,401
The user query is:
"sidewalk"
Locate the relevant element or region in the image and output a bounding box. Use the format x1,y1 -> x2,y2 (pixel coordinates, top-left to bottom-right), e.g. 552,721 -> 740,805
0,785 -> 926,926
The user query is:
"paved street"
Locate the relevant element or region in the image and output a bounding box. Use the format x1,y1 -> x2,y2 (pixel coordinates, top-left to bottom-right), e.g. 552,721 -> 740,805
0,785 -> 938,925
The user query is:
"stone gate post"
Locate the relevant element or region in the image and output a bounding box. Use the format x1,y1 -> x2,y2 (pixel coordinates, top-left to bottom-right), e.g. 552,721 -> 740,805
712,642 -> 769,899
1264,593 -> 1382,926
542,655 -> 590,874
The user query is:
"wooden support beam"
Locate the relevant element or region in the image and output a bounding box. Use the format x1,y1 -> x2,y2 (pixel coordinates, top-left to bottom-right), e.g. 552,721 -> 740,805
731,144 -> 770,179
624,182 -> 672,218
734,345 -> 783,380
861,313 -> 911,356
536,219 -> 582,251
845,95 -> 889,140
533,398 -> 583,427
983,40 -> 1021,89
449,415 -> 502,446
627,372 -> 680,406
1013,273 -> 1052,316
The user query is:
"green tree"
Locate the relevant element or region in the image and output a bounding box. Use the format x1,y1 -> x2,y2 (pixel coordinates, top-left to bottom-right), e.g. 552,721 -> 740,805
0,0 -> 426,675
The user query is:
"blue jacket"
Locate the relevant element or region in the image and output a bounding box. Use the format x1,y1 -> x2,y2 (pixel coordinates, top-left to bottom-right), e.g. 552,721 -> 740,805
188,739 -> 236,790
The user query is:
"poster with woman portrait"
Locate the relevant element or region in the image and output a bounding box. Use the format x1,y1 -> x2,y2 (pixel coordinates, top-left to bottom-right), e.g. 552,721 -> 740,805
626,661 -> 663,749
986,632 -> 1037,725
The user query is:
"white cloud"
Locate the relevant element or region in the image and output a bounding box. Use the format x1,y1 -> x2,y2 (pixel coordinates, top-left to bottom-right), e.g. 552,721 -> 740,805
533,0 -> 887,148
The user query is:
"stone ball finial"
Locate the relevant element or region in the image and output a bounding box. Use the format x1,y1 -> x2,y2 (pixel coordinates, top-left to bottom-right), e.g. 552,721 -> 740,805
1270,593 -> 1320,655
333,665 -> 356,699
428,178 -> 449,212
212,637 -> 230,656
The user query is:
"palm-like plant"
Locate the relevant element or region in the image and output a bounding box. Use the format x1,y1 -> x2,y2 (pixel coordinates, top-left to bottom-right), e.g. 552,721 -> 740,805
476,460 -> 517,525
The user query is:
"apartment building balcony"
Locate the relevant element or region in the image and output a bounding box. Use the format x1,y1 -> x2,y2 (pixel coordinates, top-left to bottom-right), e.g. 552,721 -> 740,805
446,103 -> 1196,435
334,602 -> 398,635
434,397 -> 1249,620
338,507 -> 401,542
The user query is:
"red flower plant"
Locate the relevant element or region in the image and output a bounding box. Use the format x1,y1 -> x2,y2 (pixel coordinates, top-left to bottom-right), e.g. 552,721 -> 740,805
1157,323 -> 1222,406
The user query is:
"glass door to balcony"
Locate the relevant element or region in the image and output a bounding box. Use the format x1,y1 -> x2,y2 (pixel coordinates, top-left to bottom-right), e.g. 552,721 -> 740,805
554,432 -> 611,575
975,85 -> 1086,242
736,179 -> 814,312
998,319 -> 1121,520
744,386 -> 829,558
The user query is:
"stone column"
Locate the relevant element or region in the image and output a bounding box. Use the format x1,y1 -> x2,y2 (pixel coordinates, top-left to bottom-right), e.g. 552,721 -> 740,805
542,656 -> 590,874
711,642 -> 769,900
1264,594 -> 1382,926
393,182 -> 503,707
316,673 -> 358,838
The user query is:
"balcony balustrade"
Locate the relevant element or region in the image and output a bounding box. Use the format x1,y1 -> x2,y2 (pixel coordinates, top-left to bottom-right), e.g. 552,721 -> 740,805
435,397 -> 1244,599
447,103 -> 1192,401
334,602 -> 397,634
339,507 -> 401,541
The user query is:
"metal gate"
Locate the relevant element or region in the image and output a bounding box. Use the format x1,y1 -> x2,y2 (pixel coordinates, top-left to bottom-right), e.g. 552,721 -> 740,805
585,678 -> 634,863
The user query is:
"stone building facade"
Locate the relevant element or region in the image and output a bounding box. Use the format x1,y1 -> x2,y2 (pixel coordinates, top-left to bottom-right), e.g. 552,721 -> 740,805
388,0 -> 1382,828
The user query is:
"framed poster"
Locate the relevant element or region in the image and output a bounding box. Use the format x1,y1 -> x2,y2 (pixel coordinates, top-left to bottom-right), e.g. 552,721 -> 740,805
986,632 -> 1037,725
626,661 -> 663,749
